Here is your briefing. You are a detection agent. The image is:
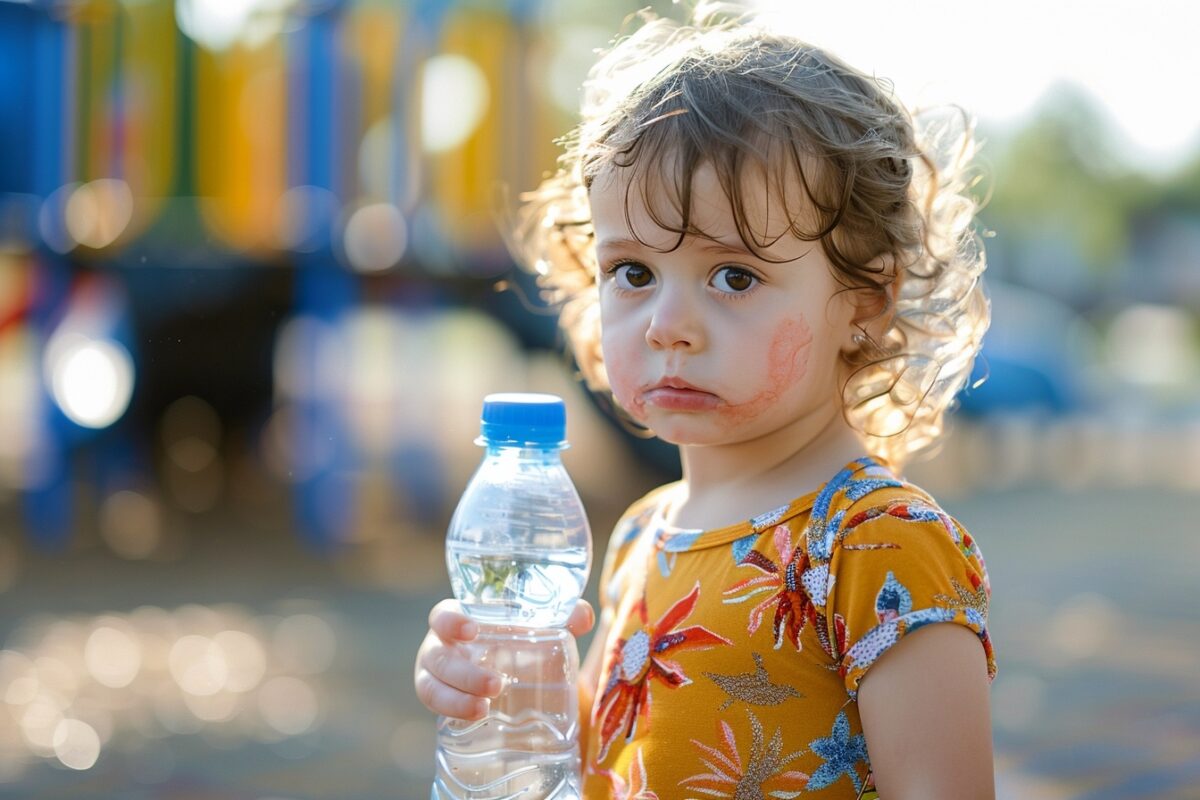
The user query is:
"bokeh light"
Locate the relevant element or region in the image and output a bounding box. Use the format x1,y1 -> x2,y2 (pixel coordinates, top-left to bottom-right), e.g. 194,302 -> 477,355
45,336 -> 135,429
420,55 -> 490,153
99,490 -> 164,560
0,603 -> 335,778
176,0 -> 294,52
63,180 -> 133,251
160,396 -> 225,513
257,676 -> 318,736
84,622 -> 141,689
51,719 -> 100,770
341,202 -> 407,273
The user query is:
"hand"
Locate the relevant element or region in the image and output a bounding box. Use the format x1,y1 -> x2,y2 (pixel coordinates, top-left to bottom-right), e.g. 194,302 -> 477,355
414,599 -> 596,721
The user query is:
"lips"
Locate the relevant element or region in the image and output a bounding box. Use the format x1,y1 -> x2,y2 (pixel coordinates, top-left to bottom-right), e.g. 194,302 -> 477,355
640,377 -> 721,411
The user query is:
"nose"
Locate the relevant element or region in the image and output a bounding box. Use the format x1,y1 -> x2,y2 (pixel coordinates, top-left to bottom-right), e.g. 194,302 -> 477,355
645,285 -> 705,351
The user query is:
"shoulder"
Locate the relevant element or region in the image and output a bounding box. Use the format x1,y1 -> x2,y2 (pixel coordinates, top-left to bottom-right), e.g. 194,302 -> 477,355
809,461 -> 996,698
806,458 -> 983,568
609,482 -> 680,549
836,475 -> 987,576
598,482 -> 680,609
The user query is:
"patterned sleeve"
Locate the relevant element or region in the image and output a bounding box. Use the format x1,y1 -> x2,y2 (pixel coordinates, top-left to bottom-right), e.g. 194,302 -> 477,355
597,487 -> 668,616
822,494 -> 997,700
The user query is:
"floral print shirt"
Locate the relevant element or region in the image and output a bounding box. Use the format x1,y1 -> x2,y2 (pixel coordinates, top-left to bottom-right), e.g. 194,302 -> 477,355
582,456 -> 996,799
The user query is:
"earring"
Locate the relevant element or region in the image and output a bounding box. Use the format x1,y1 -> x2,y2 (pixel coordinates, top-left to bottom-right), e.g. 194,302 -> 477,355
850,330 -> 883,356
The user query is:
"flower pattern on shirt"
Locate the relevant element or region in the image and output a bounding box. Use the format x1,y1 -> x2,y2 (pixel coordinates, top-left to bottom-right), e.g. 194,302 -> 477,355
582,457 -> 997,798
598,747 -> 659,800
679,709 -> 810,798
722,524 -> 819,651
595,581 -> 731,762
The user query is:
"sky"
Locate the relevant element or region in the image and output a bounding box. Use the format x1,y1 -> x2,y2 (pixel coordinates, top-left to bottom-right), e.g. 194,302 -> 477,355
753,0 -> 1198,173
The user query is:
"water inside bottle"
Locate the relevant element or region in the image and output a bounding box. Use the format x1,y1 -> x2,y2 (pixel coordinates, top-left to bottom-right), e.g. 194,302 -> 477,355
433,628 -> 581,800
448,543 -> 589,628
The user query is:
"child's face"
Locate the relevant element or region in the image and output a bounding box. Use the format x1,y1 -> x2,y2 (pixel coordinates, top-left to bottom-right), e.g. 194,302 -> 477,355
591,162 -> 860,447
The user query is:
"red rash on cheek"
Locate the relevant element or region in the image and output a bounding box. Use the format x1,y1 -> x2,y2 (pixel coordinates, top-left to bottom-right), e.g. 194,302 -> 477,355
603,337 -> 647,421
719,317 -> 813,425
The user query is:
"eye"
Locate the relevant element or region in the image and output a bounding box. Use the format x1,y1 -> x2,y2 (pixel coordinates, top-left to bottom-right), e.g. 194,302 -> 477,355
611,262 -> 654,289
712,266 -> 757,293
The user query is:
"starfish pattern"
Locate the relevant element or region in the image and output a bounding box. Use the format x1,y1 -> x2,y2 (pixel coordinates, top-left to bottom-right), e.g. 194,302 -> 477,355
808,711 -> 868,793
594,581 -> 731,761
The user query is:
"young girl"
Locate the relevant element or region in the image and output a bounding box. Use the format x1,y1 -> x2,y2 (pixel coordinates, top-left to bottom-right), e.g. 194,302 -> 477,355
416,5 -> 996,797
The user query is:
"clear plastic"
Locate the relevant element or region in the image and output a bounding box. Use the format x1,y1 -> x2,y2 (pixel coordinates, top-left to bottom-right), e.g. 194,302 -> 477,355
436,442 -> 591,800
446,446 -> 590,629
432,628 -> 580,800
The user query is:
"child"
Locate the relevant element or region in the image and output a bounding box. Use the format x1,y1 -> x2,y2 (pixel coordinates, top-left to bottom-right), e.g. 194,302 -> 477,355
415,4 -> 996,797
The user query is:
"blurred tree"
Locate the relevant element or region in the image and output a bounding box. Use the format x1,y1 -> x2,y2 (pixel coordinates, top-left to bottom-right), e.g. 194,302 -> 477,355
1158,150 -> 1200,211
981,83 -> 1156,270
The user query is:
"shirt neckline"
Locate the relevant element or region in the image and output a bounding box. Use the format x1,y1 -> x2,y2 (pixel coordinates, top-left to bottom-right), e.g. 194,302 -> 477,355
649,456 -> 888,552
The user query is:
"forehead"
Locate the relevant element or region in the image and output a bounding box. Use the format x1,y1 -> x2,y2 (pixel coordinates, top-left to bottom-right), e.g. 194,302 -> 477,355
588,152 -> 819,253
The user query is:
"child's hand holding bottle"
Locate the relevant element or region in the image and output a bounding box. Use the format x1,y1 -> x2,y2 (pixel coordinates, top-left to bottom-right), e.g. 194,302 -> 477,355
413,598 -> 596,720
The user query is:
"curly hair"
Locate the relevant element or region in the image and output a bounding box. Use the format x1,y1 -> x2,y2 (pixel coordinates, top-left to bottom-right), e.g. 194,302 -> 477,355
505,3 -> 989,471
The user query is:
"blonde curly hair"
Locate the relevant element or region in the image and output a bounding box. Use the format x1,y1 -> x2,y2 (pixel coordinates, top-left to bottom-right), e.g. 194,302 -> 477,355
506,4 -> 989,471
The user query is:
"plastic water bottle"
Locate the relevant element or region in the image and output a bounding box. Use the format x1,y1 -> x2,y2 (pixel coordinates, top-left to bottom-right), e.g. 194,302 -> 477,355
433,393 -> 592,800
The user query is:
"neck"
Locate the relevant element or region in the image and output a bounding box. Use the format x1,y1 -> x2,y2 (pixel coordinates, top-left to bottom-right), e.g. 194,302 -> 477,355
669,404 -> 870,530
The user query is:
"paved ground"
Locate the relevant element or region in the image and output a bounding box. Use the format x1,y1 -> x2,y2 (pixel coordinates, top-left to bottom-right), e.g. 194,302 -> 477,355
0,481 -> 1196,799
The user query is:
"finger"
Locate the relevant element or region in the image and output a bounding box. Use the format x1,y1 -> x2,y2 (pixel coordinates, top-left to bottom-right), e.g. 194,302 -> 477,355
565,600 -> 595,638
428,600 -> 478,644
424,643 -> 504,698
415,669 -> 491,720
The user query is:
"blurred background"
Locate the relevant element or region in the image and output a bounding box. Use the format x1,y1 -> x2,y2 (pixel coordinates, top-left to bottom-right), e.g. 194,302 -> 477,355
0,0 -> 1197,797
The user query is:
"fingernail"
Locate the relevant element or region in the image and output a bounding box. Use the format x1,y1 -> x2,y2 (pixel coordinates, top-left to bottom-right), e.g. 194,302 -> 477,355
485,675 -> 502,696
461,621 -> 478,639
474,697 -> 490,717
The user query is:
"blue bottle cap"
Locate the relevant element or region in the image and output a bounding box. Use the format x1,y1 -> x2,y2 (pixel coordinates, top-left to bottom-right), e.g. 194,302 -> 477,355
477,393 -> 568,449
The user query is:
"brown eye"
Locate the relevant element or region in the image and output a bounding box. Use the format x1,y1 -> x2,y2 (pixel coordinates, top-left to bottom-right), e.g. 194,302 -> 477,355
616,263 -> 654,289
713,266 -> 756,293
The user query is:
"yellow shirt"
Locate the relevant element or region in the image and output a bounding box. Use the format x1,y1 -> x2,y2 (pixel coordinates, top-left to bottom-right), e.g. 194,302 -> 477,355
582,456 -> 996,799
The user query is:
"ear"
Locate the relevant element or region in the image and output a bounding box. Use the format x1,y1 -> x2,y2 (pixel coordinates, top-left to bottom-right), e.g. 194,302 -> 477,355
843,254 -> 900,353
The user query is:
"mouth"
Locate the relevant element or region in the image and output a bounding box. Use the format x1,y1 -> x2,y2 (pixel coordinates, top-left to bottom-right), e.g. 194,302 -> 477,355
640,378 -> 721,411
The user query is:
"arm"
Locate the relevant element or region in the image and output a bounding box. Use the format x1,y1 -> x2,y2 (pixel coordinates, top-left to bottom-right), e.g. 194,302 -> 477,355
857,622 -> 995,800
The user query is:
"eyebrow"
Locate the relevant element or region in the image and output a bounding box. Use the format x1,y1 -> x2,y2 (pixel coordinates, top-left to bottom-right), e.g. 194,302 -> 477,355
595,237 -> 751,256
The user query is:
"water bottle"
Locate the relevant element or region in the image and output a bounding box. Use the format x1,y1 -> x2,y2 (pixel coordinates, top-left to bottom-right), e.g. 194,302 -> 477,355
433,393 -> 592,800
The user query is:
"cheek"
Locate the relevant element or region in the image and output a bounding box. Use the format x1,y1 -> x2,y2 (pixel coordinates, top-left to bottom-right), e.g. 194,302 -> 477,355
720,316 -> 814,423
768,317 -> 815,386
601,332 -> 647,420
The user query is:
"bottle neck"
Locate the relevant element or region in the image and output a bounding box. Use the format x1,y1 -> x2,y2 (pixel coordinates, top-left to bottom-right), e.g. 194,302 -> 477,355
482,443 -> 565,464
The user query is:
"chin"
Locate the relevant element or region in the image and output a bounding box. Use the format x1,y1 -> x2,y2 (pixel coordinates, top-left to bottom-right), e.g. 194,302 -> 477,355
647,417 -> 738,448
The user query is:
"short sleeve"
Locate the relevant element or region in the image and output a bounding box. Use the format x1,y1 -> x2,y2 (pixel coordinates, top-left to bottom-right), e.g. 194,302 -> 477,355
597,485 -> 673,615
823,495 -> 997,699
